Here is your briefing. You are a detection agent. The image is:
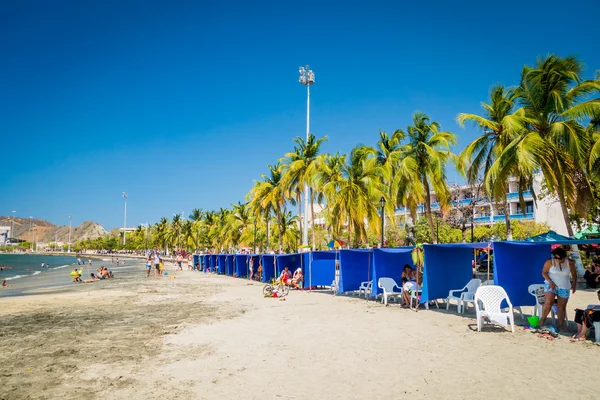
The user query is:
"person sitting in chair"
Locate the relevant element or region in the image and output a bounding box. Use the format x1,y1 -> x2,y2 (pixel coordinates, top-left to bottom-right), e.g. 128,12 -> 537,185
402,267 -> 418,307
291,268 -> 303,289
571,290 -> 600,342
583,258 -> 600,288
279,266 -> 292,285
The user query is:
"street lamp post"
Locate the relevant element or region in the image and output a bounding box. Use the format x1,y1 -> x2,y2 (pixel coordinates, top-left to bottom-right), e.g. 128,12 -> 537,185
29,217 -> 33,251
122,192 -> 128,246
379,197 -> 386,248
11,210 -> 16,244
298,65 -> 315,248
68,215 -> 72,253
253,219 -> 257,254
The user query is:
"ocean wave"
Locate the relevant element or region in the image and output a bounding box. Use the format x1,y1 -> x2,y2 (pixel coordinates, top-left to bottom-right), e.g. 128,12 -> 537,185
51,264 -> 71,270
32,271 -> 41,276
5,274 -> 27,281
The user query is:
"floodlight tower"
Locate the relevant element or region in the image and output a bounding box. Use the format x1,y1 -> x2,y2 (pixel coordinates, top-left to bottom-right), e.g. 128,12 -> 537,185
298,65 -> 315,248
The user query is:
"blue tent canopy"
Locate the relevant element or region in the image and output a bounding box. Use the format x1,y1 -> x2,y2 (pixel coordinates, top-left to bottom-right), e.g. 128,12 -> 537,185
525,230 -> 571,242
210,255 -> 218,272
235,254 -> 248,277
421,244 -> 481,304
371,248 -> 413,298
338,249 -> 372,293
247,254 -> 260,277
309,251 -> 337,287
276,253 -> 303,278
261,254 -> 276,282
226,255 -> 235,275
217,255 -> 226,274
193,254 -> 200,269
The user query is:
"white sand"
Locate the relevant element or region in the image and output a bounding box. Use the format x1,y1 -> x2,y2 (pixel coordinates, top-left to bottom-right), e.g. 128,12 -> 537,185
2,268 -> 599,400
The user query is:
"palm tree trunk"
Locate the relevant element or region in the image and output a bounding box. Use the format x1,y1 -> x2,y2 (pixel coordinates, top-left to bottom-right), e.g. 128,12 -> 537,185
555,184 -> 575,237
423,178 -> 437,244
503,199 -> 513,241
278,210 -> 283,251
265,212 -> 270,252
310,188 -> 316,249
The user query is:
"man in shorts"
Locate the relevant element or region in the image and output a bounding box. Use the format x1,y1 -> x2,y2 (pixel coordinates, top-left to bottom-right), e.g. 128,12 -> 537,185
154,253 -> 162,277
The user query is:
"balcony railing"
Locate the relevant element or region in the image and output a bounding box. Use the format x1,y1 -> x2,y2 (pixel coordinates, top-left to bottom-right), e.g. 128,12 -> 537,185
506,190 -> 533,200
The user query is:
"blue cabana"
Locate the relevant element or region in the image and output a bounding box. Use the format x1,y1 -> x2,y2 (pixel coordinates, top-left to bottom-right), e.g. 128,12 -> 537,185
235,254 -> 248,277
210,255 -> 218,272
226,255 -> 235,275
338,249 -> 372,294
493,238 -> 600,307
421,243 -> 487,305
193,254 -> 200,270
202,255 -> 210,271
370,248 -> 414,298
308,251 -> 337,288
217,255 -> 226,274
261,254 -> 276,282
525,230 -> 571,242
276,253 -> 303,281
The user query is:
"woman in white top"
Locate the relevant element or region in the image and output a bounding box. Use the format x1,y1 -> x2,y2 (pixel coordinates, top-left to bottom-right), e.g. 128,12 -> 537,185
538,247 -> 577,330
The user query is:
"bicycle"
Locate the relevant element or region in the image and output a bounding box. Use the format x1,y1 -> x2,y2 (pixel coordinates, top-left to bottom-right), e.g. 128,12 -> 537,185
263,278 -> 290,297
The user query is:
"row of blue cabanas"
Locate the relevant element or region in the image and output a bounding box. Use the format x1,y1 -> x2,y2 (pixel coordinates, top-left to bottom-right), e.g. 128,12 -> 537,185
193,238 -> 600,308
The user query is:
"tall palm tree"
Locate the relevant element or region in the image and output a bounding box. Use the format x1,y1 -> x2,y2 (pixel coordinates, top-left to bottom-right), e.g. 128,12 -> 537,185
457,85 -> 525,240
315,152 -> 346,238
248,163 -> 288,251
400,112 -> 457,243
281,133 -> 327,249
170,213 -> 183,250
188,208 -> 204,252
487,55 -> 600,236
154,217 -> 169,253
325,146 -> 385,246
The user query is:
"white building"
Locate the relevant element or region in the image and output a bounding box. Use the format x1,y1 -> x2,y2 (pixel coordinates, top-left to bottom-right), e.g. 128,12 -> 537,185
0,226 -> 10,245
394,173 -> 569,235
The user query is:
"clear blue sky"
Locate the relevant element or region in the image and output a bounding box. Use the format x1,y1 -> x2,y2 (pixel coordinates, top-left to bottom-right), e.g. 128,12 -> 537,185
1,0 -> 598,230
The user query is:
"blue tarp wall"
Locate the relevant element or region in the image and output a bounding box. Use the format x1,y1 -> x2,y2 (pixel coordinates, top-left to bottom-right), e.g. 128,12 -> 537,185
422,243 -> 483,304
493,241 -> 550,307
261,254 -> 276,282
276,253 -> 303,277
210,255 -> 218,272
235,254 -> 248,277
217,255 -> 226,274
226,255 -> 235,275
371,248 -> 414,298
338,249 -> 372,293
193,255 -> 200,270
308,251 -> 336,287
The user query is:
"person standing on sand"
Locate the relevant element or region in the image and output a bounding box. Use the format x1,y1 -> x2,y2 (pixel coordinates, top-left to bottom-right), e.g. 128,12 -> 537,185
154,253 -> 162,278
538,247 -> 577,330
146,256 -> 153,277
187,254 -> 192,270
176,254 -> 183,271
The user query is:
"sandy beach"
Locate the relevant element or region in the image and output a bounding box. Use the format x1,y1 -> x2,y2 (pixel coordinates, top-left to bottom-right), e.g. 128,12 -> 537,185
1,261 -> 599,400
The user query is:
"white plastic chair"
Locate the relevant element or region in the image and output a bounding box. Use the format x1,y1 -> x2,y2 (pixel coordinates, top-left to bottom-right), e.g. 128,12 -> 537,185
330,280 -> 338,295
528,284 -> 568,325
474,285 -> 515,333
409,286 -> 434,310
358,280 -> 372,298
378,277 -> 403,306
447,279 -> 481,313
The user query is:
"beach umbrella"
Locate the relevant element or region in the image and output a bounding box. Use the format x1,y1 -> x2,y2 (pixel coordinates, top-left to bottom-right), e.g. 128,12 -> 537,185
327,240 -> 345,248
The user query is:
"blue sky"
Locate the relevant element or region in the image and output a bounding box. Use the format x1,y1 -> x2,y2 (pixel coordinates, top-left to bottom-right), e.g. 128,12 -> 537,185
1,0 -> 598,230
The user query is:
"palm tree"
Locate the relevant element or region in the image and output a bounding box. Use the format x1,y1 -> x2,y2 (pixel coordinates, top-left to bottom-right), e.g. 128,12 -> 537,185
248,163 -> 288,251
154,217 -> 169,253
188,208 -> 204,252
400,112 -> 457,244
457,85 -> 524,240
170,214 -> 183,250
281,133 -> 327,249
325,146 -> 385,246
487,55 -> 600,236
315,152 -> 346,238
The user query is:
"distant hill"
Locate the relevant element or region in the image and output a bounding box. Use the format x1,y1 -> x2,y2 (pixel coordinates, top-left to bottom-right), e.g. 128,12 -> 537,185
0,216 -> 107,243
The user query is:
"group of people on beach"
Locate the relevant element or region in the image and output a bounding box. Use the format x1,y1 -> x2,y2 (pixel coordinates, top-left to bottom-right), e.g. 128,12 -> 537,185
278,266 -> 304,289
71,265 -> 114,283
175,251 -> 193,271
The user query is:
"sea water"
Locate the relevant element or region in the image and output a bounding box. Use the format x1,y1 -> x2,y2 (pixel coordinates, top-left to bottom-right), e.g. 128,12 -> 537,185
0,253 -> 77,281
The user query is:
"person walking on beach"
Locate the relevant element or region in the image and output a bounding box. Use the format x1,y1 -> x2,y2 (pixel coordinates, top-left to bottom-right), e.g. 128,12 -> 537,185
146,256 -> 153,277
187,254 -> 192,271
538,247 -> 577,330
176,254 -> 183,271
154,253 -> 162,278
